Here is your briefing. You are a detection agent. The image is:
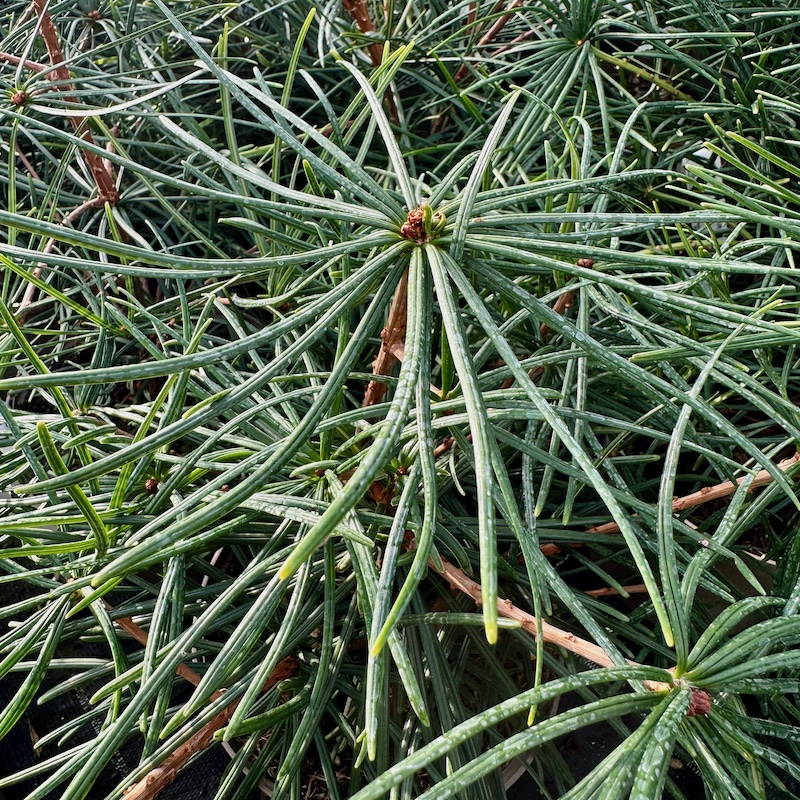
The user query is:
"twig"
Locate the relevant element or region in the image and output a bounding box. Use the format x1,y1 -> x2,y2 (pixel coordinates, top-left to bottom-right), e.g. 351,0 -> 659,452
538,262 -> 593,338
123,657 -> 298,800
15,143 -> 42,183
113,613 -> 208,690
16,196 -> 106,320
490,26 -> 541,59
363,268 -> 409,408
341,0 -> 384,70
435,555 -> 616,666
12,4 -> 120,318
30,0 -> 119,204
501,258 -> 594,390
432,556 -> 670,691
453,0 -> 525,84
430,10 -> 551,134
341,0 -> 399,123
585,583 -> 647,599
113,609 -> 298,800
589,452 -> 800,535
0,51 -> 47,72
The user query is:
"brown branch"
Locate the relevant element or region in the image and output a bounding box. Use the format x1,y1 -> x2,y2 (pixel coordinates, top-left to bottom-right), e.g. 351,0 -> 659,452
453,1 -> 546,84
589,452 -> 800,536
0,51 -> 47,72
435,555 -> 616,666
17,196 -> 106,320
15,143 -> 42,182
432,556 -> 670,691
433,431 -> 466,459
538,273 -> 588,339
430,10 -> 552,134
466,2 -> 478,29
490,26 -> 541,59
30,0 -> 119,204
114,613 -> 208,690
363,268 -> 409,409
501,259 -> 594,390
113,609 -> 298,800
341,0 -> 384,70
13,4 -> 120,320
123,657 -> 298,800
585,583 -> 647,599
340,0 -> 399,123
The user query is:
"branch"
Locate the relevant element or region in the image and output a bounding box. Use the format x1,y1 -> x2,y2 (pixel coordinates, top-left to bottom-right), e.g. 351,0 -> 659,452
341,0 -> 384,69
363,267 -> 409,409
0,51 -> 47,72
585,583 -> 647,599
451,4 -> 554,87
340,0 -> 399,122
432,556 -> 670,691
453,0 -> 525,84
589,452 -> 800,535
123,657 -> 298,800
16,196 -> 106,321
113,612 -> 208,691
30,0 -> 119,204
113,609 -> 298,800
538,260 -> 593,337
434,556 -> 616,667
501,258 -> 594,390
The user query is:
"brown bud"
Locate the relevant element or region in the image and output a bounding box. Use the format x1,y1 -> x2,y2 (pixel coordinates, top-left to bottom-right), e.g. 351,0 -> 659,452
401,208 -> 425,242
686,688 -> 711,717
577,258 -> 594,268
88,9 -> 102,20
10,90 -> 28,106
144,477 -> 158,493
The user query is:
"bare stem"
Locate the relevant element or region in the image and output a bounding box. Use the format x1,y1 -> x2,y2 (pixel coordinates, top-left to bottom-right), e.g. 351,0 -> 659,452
122,657 -> 297,800
432,556 -> 670,691
341,0 -> 399,122
17,196 -> 105,320
585,583 -> 647,599
590,452 -> 800,535
342,0 -> 385,68
30,0 -> 119,204
113,608 -> 297,800
453,0 -> 524,83
0,51 -> 47,72
113,612 -> 208,690
363,268 -> 409,409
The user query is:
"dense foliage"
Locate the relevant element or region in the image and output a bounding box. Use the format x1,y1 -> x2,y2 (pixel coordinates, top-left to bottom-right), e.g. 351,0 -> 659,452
2,0 -> 800,798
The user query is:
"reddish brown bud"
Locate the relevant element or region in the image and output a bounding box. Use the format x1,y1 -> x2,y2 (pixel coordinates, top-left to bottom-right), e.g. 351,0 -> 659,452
10,90 -> 28,106
577,258 -> 594,268
88,9 -> 102,20
144,477 -> 158,493
687,688 -> 711,717
401,208 -> 425,242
